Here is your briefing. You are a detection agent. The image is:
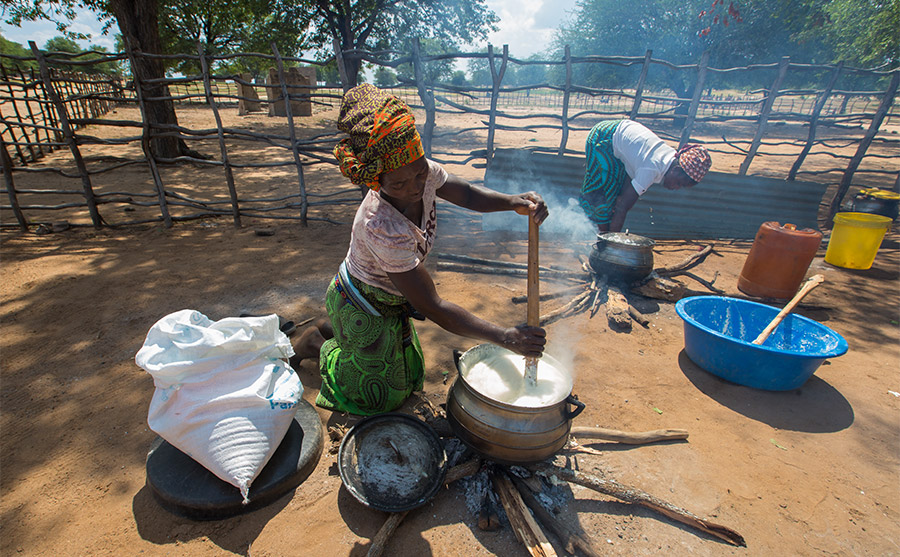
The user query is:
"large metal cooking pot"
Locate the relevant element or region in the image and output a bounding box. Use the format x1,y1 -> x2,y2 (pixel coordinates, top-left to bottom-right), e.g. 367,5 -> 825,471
850,189 -> 899,221
446,344 -> 585,465
589,232 -> 655,283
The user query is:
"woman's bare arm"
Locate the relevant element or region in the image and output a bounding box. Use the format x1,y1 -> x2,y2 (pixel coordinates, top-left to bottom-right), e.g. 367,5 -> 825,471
437,173 -> 549,224
387,263 -> 546,357
608,185 -> 639,232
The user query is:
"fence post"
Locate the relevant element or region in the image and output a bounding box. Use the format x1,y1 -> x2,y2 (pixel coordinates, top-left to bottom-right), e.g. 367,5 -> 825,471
0,136 -> 28,231
739,56 -> 790,175
678,50 -> 710,148
272,43 -> 309,226
486,44 -> 508,163
198,45 -> 242,227
29,41 -> 103,228
789,62 -> 843,181
829,70 -> 900,219
123,38 -> 172,228
412,38 -> 436,157
630,49 -> 653,121
557,45 -> 572,156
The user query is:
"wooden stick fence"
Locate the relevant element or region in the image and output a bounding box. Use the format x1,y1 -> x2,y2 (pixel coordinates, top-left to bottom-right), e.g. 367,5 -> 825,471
1,42 -> 897,231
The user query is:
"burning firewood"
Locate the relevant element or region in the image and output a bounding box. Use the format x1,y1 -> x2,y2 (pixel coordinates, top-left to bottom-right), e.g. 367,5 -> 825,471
588,274 -> 608,318
528,462 -> 746,547
606,286 -> 632,330
511,284 -> 587,304
628,305 -> 650,327
491,468 -> 558,557
653,244 -> 715,276
540,289 -> 593,326
510,475 -> 603,557
631,276 -> 688,302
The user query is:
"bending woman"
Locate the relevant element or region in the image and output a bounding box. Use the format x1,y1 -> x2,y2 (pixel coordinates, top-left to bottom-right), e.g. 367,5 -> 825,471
580,119 -> 712,233
294,84 -> 548,416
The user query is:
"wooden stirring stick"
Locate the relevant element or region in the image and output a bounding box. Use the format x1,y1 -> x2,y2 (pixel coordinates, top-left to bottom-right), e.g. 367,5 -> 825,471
525,216 -> 540,386
752,274 -> 824,345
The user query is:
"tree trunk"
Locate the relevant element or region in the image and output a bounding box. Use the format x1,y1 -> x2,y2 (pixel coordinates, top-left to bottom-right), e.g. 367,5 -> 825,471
667,71 -> 692,128
344,57 -> 361,89
110,0 -> 193,159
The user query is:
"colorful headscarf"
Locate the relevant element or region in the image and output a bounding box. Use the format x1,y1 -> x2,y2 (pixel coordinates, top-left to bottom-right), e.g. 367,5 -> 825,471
674,144 -> 712,183
333,84 -> 425,191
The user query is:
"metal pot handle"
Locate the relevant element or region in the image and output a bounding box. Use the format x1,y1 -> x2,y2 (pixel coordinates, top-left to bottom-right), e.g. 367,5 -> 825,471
452,349 -> 463,373
565,394 -> 585,420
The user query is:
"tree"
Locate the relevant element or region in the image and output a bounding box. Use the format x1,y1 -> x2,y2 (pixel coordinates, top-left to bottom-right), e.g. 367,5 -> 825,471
41,36 -> 121,73
373,65 -> 397,86
449,69 -> 467,86
548,0 -> 880,111
0,34 -> 39,70
158,0 -> 310,78
395,37 -> 457,85
795,0 -> 900,67
6,0 -> 198,158
300,0 -> 499,89
107,0 -> 196,158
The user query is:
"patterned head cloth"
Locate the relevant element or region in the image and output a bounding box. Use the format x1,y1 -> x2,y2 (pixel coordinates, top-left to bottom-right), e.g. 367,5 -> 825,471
674,144 -> 712,183
333,84 -> 425,191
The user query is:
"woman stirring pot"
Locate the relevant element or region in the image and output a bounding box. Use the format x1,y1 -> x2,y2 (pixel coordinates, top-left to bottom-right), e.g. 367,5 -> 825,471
293,84 -> 548,416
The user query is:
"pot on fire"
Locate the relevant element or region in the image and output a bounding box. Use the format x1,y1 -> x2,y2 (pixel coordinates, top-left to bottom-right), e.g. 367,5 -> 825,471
446,344 -> 585,465
589,232 -> 655,283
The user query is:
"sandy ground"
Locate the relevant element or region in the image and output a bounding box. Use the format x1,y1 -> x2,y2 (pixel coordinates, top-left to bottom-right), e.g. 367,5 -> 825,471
1,104 -> 899,556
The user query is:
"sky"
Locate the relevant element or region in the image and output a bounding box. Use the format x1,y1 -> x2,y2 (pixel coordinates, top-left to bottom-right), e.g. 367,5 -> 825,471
0,0 -> 577,59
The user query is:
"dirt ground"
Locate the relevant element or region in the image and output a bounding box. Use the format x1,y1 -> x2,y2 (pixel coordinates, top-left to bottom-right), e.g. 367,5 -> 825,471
1,104 -> 899,556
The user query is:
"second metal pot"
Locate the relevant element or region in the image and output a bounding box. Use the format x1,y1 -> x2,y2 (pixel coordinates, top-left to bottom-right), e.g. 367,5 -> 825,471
589,232 -> 656,283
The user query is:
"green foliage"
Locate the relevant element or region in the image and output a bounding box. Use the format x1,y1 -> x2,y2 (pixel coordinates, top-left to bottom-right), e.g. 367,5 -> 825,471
395,38 -> 457,85
297,0 -> 498,85
0,34 -> 39,70
374,66 -> 397,87
316,59 -> 341,86
44,36 -> 81,53
2,0 -> 103,40
159,0 -> 311,78
796,0 -> 900,67
449,70 -> 467,86
549,0 -> 894,92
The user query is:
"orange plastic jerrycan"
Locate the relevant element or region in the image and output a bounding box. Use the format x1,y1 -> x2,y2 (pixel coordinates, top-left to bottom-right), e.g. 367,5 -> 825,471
738,222 -> 823,299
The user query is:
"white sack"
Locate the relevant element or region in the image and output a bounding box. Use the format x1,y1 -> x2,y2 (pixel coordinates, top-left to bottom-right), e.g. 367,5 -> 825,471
135,309 -> 302,503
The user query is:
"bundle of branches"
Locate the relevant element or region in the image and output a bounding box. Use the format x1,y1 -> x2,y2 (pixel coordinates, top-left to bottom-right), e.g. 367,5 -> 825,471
632,244 -> 721,301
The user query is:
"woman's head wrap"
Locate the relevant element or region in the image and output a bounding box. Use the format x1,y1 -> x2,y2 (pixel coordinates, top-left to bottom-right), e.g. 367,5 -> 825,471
333,84 -> 425,191
674,144 -> 712,183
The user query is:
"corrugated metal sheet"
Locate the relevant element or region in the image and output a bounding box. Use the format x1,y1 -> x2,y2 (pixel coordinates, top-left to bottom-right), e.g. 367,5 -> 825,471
484,148 -> 827,240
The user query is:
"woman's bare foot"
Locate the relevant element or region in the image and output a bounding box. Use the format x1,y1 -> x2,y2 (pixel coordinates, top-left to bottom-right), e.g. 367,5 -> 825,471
289,318 -> 332,367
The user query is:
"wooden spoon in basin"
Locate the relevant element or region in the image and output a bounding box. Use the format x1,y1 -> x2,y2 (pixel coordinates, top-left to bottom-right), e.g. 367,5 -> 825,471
751,274 -> 824,345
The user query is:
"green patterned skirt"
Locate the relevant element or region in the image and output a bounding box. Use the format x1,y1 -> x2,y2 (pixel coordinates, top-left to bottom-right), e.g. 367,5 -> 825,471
315,272 -> 424,416
580,119 -> 627,225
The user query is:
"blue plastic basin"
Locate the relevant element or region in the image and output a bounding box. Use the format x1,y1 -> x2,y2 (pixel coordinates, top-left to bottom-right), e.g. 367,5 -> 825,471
675,296 -> 848,391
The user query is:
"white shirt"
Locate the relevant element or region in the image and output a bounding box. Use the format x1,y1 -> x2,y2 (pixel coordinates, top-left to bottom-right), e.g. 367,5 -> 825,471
344,158 -> 448,296
612,120 -> 677,196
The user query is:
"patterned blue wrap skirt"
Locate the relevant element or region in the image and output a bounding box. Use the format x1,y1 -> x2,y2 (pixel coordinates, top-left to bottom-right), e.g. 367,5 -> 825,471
580,120 -> 627,225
